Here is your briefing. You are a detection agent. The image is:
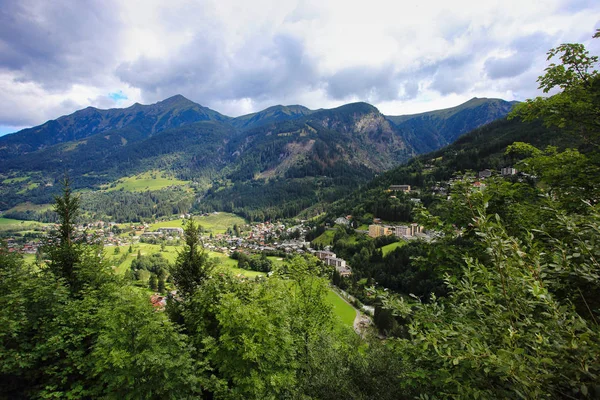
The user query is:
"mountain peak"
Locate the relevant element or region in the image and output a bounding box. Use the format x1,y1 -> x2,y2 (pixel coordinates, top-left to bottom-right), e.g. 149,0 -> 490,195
322,102 -> 380,116
157,94 -> 197,107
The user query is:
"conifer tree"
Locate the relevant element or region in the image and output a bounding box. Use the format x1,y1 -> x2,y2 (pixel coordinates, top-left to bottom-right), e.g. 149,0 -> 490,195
45,176 -> 83,290
170,219 -> 215,299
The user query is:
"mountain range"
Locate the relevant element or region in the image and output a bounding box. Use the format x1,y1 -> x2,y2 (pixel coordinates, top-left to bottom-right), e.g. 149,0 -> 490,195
0,95 -> 517,220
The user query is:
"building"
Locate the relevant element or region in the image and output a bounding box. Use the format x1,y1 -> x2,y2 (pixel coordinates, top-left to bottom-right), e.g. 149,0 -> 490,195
325,256 -> 346,268
315,250 -> 336,260
393,225 -> 411,237
369,225 -> 387,238
392,223 -> 423,237
158,227 -> 184,236
501,167 -> 517,176
334,217 -> 350,226
478,169 -> 492,179
141,231 -> 161,238
389,184 -> 411,192
369,224 -> 398,238
336,265 -> 352,277
410,223 -> 423,236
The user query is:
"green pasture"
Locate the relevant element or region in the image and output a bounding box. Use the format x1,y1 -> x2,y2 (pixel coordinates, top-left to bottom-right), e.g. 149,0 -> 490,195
105,171 -> 189,192
149,212 -> 246,234
326,290 -> 357,328
312,229 -> 335,246
107,243 -> 263,278
380,241 -> 406,257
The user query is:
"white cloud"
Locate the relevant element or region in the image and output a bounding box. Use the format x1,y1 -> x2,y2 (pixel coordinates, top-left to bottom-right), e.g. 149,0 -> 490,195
0,0 -> 599,128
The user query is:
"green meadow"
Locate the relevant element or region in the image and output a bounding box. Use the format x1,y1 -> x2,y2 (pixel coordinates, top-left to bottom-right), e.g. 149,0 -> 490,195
149,212 -> 247,234
380,241 -> 406,257
105,171 -> 189,192
325,290 -> 357,328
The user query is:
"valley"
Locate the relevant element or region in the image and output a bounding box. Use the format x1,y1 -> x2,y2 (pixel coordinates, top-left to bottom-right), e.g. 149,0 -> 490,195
2,30 -> 600,399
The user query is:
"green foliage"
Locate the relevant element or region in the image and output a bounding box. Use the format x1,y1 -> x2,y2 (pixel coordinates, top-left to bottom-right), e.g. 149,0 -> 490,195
44,176 -> 82,287
232,251 -> 273,272
90,288 -> 196,399
510,32 -> 600,147
506,143 -> 600,212
0,247 -> 197,399
385,209 -> 600,399
170,219 -> 215,299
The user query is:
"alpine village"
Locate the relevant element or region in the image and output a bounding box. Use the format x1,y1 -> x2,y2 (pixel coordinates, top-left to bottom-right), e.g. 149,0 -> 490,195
1,9 -> 600,400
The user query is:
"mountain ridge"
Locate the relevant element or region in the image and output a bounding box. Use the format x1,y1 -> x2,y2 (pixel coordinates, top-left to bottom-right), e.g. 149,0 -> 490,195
0,95 -> 518,219
387,97 -> 518,153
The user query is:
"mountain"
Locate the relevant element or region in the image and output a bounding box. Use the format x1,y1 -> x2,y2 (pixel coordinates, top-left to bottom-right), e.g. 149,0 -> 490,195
0,96 -> 517,221
0,95 -> 230,157
326,116 -> 577,220
230,105 -> 315,131
199,102 -> 414,220
387,97 -> 518,153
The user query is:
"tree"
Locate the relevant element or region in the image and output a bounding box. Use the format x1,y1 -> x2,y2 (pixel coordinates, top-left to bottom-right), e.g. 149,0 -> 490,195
170,219 -> 215,299
510,30 -> 600,147
90,288 -> 197,398
44,176 -> 85,291
383,209 -> 600,398
148,273 -> 158,291
506,142 -> 600,211
158,276 -> 166,293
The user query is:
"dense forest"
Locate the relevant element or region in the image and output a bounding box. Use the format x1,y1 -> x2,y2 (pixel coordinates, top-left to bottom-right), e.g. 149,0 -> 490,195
1,34 -> 600,399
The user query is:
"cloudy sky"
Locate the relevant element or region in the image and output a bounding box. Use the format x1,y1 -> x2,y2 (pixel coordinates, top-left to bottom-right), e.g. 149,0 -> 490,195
0,0 -> 599,135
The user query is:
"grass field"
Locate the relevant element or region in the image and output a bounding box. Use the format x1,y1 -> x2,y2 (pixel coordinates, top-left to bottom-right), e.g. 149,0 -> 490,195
312,229 -> 335,246
105,171 -> 189,192
107,243 -> 263,278
5,202 -> 53,213
149,213 -> 247,234
326,290 -> 356,328
380,241 -> 406,257
0,217 -> 26,225
0,218 -> 49,232
267,256 -> 287,268
16,182 -> 39,194
2,176 -> 29,184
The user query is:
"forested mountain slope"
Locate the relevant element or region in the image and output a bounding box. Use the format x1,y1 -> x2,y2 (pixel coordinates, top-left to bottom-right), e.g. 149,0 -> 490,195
387,97 -> 517,153
0,96 -> 516,220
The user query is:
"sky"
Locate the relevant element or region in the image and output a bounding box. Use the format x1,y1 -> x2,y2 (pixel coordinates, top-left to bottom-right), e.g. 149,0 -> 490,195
0,0 -> 599,136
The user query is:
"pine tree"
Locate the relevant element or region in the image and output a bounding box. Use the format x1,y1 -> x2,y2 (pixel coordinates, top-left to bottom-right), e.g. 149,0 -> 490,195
170,219 -> 215,299
45,176 -> 83,290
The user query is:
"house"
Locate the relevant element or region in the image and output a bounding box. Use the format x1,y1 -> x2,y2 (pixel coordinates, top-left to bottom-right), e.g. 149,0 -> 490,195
150,295 -> 166,309
501,167 -> 517,176
478,169 -> 492,179
336,265 -> 352,277
325,256 -> 346,268
315,250 -> 336,260
389,184 -> 411,192
334,217 -> 350,226
158,227 -> 184,236
141,231 -> 161,238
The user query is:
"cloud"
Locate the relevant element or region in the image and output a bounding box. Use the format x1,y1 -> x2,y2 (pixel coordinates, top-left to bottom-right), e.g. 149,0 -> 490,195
1,0 -> 600,128
484,55 -> 532,79
0,0 -> 122,90
116,31 -> 320,106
